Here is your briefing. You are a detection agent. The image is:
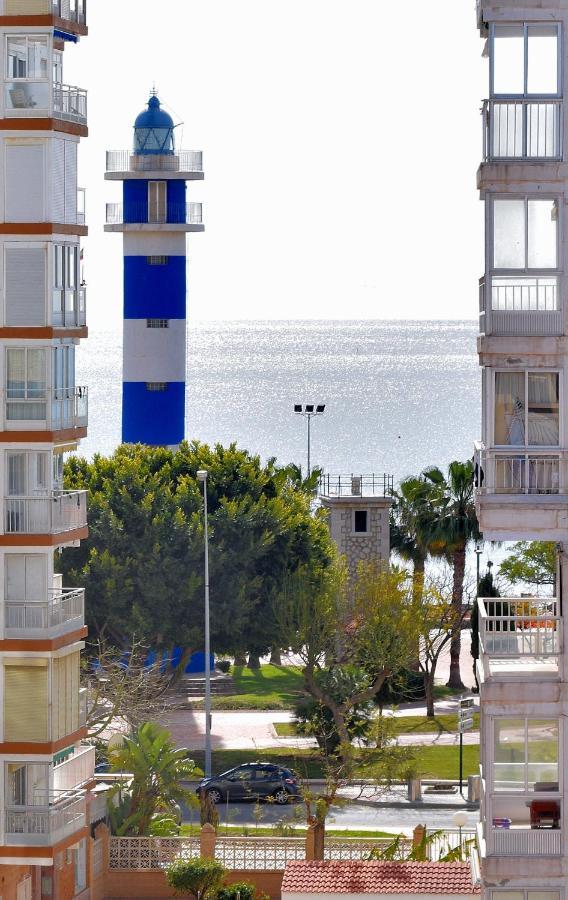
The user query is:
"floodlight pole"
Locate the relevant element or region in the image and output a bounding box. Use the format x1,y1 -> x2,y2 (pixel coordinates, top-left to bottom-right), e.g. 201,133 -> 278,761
307,413 -> 311,477
197,469 -> 211,778
294,404 -> 325,478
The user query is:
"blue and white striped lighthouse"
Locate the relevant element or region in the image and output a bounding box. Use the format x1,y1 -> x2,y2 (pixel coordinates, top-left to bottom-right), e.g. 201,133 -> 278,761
105,94 -> 204,447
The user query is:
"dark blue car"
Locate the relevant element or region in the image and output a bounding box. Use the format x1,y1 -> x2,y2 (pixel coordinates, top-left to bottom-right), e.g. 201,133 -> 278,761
196,762 -> 300,805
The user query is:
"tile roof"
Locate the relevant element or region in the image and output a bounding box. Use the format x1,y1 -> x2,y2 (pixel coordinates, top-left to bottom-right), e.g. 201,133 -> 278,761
281,860 -> 480,895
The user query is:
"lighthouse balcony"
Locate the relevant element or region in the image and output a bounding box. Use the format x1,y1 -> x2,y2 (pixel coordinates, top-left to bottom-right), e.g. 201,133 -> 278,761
105,149 -> 204,181
105,202 -> 204,232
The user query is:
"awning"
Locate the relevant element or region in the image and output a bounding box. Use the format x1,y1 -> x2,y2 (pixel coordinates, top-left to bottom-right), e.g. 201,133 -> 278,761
54,29 -> 78,43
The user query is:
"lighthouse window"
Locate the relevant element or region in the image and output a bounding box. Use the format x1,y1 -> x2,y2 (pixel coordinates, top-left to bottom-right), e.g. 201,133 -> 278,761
353,510 -> 368,533
147,256 -> 168,266
146,319 -> 169,329
146,382 -> 167,392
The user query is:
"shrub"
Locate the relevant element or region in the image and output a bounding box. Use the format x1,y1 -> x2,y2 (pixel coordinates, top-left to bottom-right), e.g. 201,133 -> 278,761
217,659 -> 231,674
217,882 -> 256,900
166,857 -> 225,898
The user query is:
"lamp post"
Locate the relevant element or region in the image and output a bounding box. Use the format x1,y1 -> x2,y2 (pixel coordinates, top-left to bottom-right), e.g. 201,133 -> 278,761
453,810 -> 468,848
197,469 -> 212,778
475,541 -> 483,595
293,404 -> 326,476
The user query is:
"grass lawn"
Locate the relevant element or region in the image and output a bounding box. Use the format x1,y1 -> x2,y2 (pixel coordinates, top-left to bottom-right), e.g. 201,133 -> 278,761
273,714 -> 480,738
190,744 -> 479,782
190,665 -> 305,710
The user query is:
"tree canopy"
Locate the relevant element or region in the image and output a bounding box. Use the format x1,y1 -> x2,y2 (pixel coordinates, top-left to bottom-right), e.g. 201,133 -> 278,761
60,441 -> 334,658
500,541 -> 556,589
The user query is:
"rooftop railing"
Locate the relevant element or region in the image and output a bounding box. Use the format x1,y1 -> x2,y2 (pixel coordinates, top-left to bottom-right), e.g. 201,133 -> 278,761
319,473 -> 394,497
5,586 -> 84,635
105,202 -> 203,226
478,597 -> 561,661
106,150 -> 203,173
4,490 -> 87,535
482,99 -> 562,161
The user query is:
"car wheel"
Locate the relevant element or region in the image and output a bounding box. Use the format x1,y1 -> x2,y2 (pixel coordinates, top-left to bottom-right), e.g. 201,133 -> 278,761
206,788 -> 222,805
273,788 -> 290,805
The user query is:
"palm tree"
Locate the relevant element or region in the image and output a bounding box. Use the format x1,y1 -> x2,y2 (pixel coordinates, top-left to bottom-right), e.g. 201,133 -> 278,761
108,722 -> 198,835
390,475 -> 439,604
422,461 -> 480,690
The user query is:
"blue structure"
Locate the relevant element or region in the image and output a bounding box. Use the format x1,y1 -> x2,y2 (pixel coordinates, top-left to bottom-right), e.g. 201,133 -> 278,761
105,94 -> 204,447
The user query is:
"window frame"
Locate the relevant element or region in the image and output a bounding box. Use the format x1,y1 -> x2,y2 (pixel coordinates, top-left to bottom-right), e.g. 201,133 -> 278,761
488,194 -> 560,275
491,716 -> 561,794
492,369 -> 561,449
5,34 -> 50,82
352,509 -> 369,535
490,22 -> 562,99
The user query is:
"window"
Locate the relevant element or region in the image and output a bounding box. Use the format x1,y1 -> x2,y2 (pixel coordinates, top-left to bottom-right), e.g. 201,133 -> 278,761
53,243 -> 80,326
6,36 -> 48,80
146,382 -> 167,392
494,718 -> 559,792
146,319 -> 169,328
354,510 -> 368,533
493,198 -> 558,270
52,49 -> 62,86
7,452 -> 50,496
147,255 -> 168,266
492,24 -> 560,96
494,371 -> 559,447
148,182 -> 167,224
6,348 -> 46,421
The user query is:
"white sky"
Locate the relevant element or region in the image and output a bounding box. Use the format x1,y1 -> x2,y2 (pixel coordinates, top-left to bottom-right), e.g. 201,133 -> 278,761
66,0 -> 486,327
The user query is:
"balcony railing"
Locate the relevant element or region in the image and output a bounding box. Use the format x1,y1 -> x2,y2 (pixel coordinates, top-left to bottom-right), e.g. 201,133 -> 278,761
478,597 -> 561,661
474,443 -> 566,495
53,84 -> 87,125
5,386 -> 88,430
106,149 -> 203,174
5,793 -> 85,846
483,99 -> 562,161
105,202 -> 203,226
479,276 -> 562,336
319,473 -> 394,497
5,587 -> 84,636
3,0 -> 85,17
4,490 -> 87,535
53,745 -> 94,793
53,0 -> 87,24
489,827 -> 561,857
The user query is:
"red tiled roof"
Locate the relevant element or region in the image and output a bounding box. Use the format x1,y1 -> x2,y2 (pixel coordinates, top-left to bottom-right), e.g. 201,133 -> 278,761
281,861 -> 480,895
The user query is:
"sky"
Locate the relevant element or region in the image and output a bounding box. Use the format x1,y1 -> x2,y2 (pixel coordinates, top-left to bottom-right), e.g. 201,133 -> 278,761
66,0 -> 486,327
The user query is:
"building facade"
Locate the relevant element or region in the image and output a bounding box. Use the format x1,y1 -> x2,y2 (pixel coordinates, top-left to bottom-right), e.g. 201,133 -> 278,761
475,1 -> 568,897
0,1 -> 92,898
105,95 -> 204,449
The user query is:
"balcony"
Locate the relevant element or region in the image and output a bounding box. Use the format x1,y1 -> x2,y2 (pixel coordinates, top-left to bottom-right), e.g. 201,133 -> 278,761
4,490 -> 87,535
4,82 -> 87,126
52,0 -> 87,24
479,276 -> 562,336
5,792 -> 85,846
478,597 -> 561,679
3,0 -> 87,23
53,745 -> 94,793
5,386 -> 88,431
482,99 -> 562,161
487,826 -> 562,857
105,149 -> 204,180
5,586 -> 84,638
105,202 -> 204,232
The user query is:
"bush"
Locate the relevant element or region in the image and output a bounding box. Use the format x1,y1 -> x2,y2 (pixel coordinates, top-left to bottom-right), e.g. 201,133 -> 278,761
217,659 -> 231,674
217,882 -> 256,900
166,857 -> 225,898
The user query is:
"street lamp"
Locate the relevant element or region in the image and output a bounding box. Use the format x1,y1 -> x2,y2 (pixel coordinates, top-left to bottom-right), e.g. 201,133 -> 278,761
293,404 -> 326,476
475,541 -> 483,595
197,469 -> 212,778
453,810 -> 468,847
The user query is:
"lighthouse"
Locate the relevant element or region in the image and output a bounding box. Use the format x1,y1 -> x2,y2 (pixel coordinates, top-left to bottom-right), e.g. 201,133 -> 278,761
105,94 -> 204,447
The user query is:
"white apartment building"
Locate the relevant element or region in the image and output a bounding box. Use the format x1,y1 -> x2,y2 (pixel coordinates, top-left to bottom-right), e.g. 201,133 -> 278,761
475,2 -> 568,898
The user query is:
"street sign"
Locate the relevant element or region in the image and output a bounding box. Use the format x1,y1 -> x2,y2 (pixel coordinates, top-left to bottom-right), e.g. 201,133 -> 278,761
458,697 -> 475,734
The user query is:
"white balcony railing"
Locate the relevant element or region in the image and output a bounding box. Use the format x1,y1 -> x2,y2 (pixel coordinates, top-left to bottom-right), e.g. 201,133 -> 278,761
478,597 -> 561,661
105,202 -> 203,226
5,386 -> 88,430
489,827 -> 562,857
4,81 -> 87,125
106,149 -> 203,174
53,746 -> 94,793
479,276 -> 562,336
483,99 -> 562,161
4,490 -> 87,535
53,0 -> 87,24
5,793 -> 85,846
5,587 -> 84,636
53,84 -> 87,124
474,443 -> 566,495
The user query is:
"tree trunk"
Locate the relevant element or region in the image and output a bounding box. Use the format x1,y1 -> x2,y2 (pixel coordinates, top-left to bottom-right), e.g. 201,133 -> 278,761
424,672 -> 435,718
447,544 -> 466,690
409,554 -> 426,671
247,652 -> 261,670
270,647 -> 282,666
233,651 -> 246,666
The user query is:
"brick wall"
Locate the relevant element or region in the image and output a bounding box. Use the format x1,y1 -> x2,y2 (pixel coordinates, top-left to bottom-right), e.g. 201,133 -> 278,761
104,868 -> 284,899
0,864 -> 38,900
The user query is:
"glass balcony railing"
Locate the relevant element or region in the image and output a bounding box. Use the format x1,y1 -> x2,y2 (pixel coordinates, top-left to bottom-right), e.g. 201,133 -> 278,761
52,288 -> 87,328
5,587 -> 85,637
4,82 -> 87,125
5,386 -> 88,430
4,490 -> 87,535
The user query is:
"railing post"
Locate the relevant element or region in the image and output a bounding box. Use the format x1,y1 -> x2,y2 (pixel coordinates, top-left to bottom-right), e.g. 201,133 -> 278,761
306,821 -> 325,861
200,823 -> 216,859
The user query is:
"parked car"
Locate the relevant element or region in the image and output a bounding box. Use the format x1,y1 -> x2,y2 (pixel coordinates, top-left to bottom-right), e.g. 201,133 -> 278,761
196,762 -> 300,805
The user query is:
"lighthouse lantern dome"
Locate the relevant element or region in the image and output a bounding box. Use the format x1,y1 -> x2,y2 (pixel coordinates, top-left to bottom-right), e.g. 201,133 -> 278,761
133,94 -> 175,155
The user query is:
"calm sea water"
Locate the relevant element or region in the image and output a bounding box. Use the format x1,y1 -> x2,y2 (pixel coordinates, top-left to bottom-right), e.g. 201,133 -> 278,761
76,320 -> 480,484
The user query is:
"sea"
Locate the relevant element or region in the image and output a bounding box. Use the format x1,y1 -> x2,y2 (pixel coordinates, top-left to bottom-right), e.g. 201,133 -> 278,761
76,319 -> 480,485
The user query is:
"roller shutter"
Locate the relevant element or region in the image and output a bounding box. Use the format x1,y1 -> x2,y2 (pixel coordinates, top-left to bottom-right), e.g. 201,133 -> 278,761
64,142 -> 77,224
5,144 -> 44,222
4,663 -> 48,741
52,140 -> 65,224
5,247 -> 46,325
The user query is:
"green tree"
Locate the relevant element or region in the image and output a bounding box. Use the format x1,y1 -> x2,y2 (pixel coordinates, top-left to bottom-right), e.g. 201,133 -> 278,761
470,568 -> 500,692
500,542 -> 556,589
390,475 -> 439,603
61,442 -> 333,662
107,722 -> 197,836
166,858 -> 225,899
422,461 -> 480,689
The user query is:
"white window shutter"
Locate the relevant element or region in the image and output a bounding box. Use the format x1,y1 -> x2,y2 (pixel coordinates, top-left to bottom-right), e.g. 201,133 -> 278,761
5,248 -> 46,325
5,144 -> 45,221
